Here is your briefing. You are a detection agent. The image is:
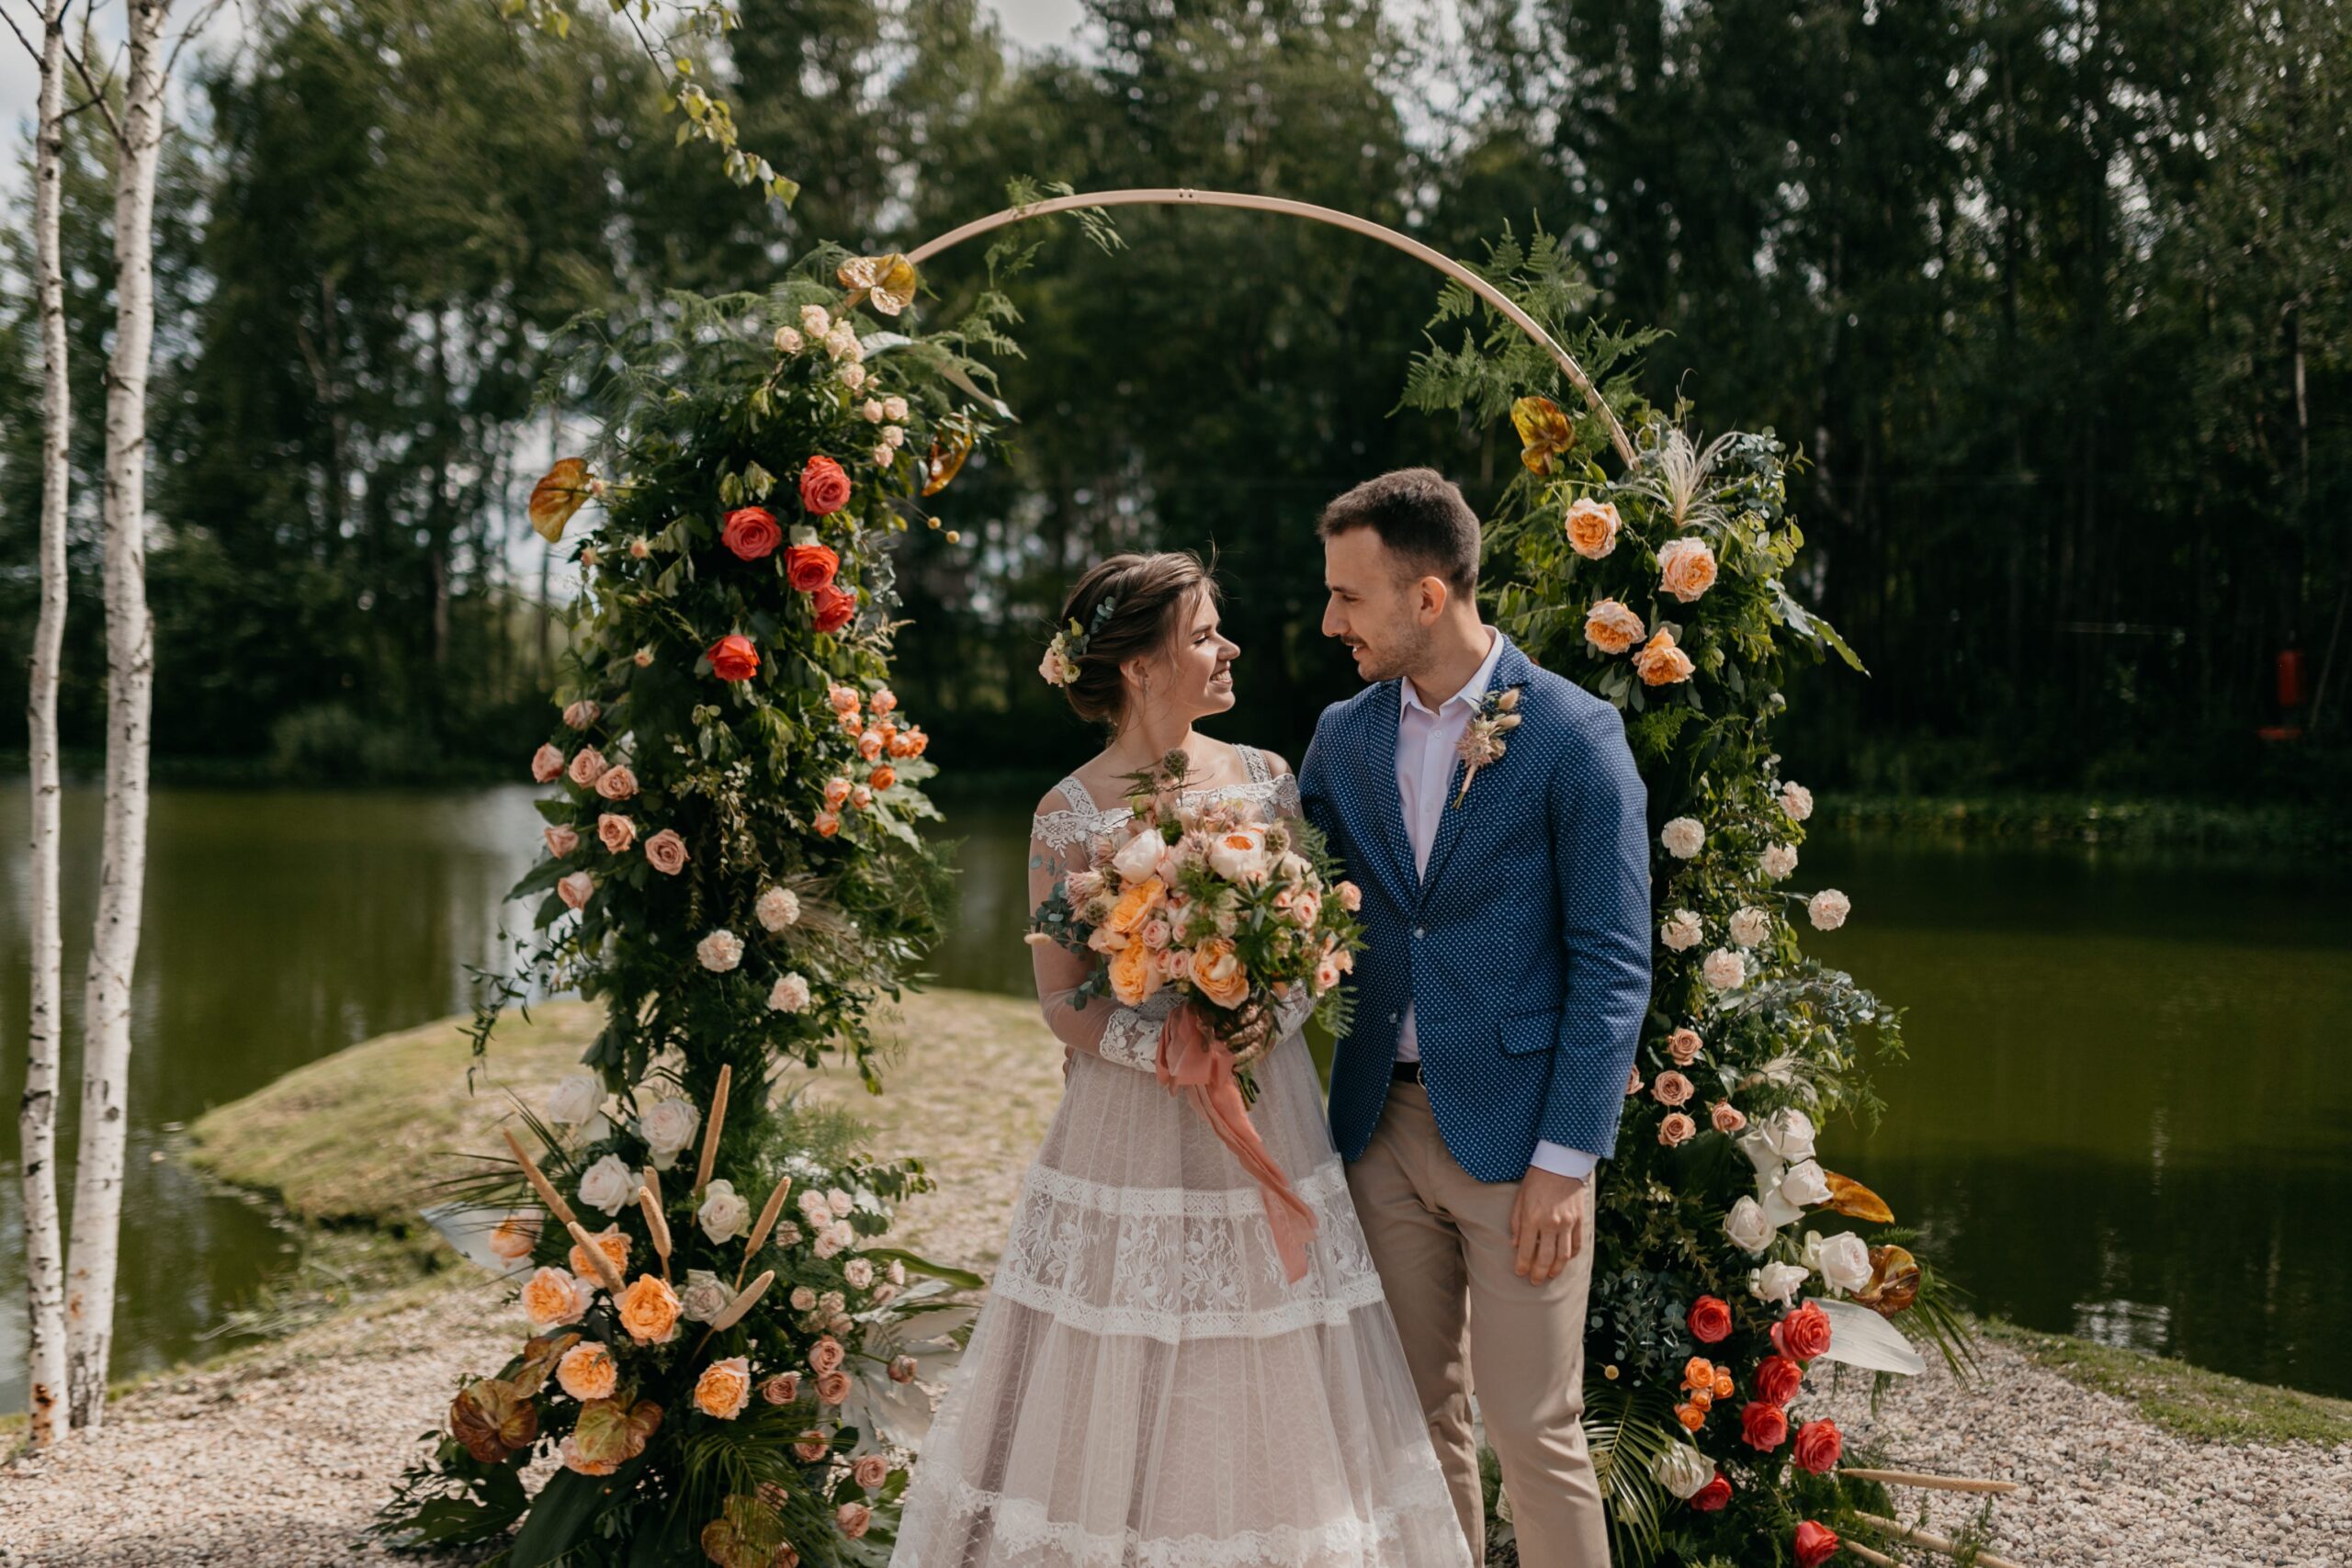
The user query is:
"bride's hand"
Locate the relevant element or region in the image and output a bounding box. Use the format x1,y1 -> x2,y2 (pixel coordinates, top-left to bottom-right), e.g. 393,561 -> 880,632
1223,998 -> 1277,1070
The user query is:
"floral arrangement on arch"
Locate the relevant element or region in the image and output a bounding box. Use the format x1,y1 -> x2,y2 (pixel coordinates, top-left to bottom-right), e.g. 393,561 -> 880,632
377,245 -> 1027,1564
1406,229 -> 1979,1567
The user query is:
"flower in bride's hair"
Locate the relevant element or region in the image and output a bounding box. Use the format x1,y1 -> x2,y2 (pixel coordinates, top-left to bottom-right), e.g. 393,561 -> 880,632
578,1154 -> 635,1216
1702,948 -> 1747,991
1584,598 -> 1646,658
1634,627 -> 1696,685
1660,910 -> 1702,952
1807,889 -> 1850,931
1565,497 -> 1623,559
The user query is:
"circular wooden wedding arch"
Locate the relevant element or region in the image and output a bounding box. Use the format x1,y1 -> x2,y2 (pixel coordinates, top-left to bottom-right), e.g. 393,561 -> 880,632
907,186 -> 1638,468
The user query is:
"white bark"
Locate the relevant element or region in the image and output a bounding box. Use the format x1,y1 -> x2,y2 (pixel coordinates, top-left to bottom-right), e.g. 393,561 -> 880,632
65,0 -> 167,1430
19,0 -> 75,1449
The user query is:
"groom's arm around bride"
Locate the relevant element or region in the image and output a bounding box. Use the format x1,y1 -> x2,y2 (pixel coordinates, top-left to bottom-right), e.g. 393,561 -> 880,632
1297,468 -> 1651,1567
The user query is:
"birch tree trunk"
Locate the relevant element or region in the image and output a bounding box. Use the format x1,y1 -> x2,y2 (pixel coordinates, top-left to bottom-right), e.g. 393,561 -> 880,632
65,0 -> 167,1430
19,0 -> 76,1449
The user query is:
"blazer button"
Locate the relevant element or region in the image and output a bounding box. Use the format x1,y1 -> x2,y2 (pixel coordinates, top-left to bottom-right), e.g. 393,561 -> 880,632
1413,926 -> 1427,940
1388,1010 -> 1400,1024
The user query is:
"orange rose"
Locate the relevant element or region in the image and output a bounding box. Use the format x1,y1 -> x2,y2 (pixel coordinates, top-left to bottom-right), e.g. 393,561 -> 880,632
1190,938 -> 1250,1010
1583,598 -> 1645,657
1657,536 -> 1719,603
1105,876 -> 1165,936
1564,497 -> 1622,559
867,764 -> 896,792
557,1340 -> 618,1402
694,1356 -> 752,1420
617,1274 -> 682,1344
522,1266 -> 588,1328
1633,628 -> 1695,686
1109,939 -> 1161,1008
568,1226 -> 629,1284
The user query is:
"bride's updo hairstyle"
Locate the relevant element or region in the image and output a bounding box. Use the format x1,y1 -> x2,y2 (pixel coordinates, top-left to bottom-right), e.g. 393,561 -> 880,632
1053,551 -> 1220,727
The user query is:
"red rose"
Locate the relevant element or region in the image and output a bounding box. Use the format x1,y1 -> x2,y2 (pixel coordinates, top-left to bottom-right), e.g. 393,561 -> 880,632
1792,1418 -> 1842,1474
720,505 -> 783,561
1753,1353 -> 1804,1407
1737,1399 -> 1788,1452
1772,1301 -> 1833,1363
1690,1472 -> 1732,1513
1795,1520 -> 1840,1568
811,583 -> 856,636
800,455 -> 852,515
785,543 -> 839,592
706,634 -> 759,682
1687,1294 -> 1732,1345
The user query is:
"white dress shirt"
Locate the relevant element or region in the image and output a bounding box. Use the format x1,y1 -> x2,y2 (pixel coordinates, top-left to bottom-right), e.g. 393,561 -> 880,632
1395,627 -> 1599,1184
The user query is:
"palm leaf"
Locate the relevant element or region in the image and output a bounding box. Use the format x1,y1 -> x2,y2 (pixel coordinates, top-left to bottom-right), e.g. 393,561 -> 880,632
1581,1374 -> 1683,1566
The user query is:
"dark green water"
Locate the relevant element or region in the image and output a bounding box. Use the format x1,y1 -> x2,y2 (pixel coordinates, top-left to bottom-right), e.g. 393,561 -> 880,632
3,784 -> 2348,1406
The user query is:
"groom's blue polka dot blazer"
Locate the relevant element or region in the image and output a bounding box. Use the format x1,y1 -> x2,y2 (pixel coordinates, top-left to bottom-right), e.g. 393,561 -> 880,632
1299,633 -> 1654,1183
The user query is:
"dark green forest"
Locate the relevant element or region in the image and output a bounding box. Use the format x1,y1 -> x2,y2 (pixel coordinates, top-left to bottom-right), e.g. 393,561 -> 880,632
3,0 -> 2346,798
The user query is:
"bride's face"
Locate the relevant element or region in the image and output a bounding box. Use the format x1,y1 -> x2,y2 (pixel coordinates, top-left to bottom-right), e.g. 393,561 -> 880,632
1125,590 -> 1238,725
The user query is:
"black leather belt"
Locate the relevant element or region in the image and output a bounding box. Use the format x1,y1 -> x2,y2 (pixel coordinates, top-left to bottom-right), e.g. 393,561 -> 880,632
1391,1060 -> 1422,1083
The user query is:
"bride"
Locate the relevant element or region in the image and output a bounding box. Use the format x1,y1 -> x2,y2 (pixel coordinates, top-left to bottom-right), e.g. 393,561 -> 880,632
892,552 -> 1472,1568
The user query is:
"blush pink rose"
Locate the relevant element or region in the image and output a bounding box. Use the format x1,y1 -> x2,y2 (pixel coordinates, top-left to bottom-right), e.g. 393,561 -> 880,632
557,872 -> 594,911
596,814 -> 636,854
853,1455 -> 890,1490
1652,1070 -> 1694,1107
531,744 -> 565,783
545,826 -> 580,857
594,765 -> 638,802
1711,1100 -> 1747,1134
1337,880 -> 1363,912
1658,1111 -> 1698,1147
567,748 -> 608,789
642,829 -> 688,875
561,699 -> 600,730
1667,1027 -> 1703,1065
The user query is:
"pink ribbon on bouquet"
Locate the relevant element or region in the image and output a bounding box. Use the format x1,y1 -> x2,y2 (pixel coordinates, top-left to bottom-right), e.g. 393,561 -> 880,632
1157,1005 -> 1317,1283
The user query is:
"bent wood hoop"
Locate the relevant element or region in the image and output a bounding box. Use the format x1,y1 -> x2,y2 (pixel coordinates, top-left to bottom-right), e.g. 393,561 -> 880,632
907,186 -> 1637,468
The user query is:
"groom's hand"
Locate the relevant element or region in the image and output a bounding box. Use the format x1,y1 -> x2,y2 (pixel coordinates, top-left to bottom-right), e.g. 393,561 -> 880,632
1510,1167 -> 1588,1283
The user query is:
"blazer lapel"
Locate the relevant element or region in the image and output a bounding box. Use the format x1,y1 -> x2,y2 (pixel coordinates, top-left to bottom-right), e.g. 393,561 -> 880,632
1360,682 -> 1419,906
1416,635 -> 1530,907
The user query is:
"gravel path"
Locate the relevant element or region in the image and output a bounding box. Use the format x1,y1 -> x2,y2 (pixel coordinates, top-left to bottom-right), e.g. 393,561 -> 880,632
7,991 -> 2348,1565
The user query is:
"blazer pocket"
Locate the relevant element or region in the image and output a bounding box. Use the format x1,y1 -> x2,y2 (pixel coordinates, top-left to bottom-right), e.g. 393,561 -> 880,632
1498,1006 -> 1559,1055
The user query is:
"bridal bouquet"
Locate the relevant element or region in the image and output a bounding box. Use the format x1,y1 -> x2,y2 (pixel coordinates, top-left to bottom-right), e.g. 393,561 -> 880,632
1027,750 -> 1363,1096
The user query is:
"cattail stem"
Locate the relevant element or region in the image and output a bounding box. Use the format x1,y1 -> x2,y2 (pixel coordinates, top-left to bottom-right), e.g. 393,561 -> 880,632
503,1127 -> 580,1230
738,1174 -> 792,1290
695,1065 -> 732,1194
637,1185 -> 673,1280
1843,1542 -> 1900,1567
1853,1512 -> 2027,1568
564,1219 -> 627,1295
1840,1469 -> 2019,1495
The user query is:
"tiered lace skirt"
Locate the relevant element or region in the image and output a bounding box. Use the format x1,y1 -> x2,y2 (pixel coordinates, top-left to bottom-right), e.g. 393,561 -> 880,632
892,1035 -> 1473,1568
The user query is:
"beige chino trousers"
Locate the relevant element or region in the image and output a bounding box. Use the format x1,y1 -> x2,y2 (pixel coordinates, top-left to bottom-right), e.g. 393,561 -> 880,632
1346,1082 -> 1611,1566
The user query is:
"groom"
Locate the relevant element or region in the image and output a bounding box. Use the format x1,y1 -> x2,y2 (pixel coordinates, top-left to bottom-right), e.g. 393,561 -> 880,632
1298,468 -> 1651,1566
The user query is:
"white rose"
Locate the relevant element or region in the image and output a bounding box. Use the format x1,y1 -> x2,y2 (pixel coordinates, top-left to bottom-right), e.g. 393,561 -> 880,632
577,1153 -> 636,1216
881,424 -> 906,449
768,973 -> 812,1014
640,1098 -> 701,1171
696,929 -> 743,973
1204,826 -> 1271,885
819,1290 -> 846,1315
545,1070 -> 603,1126
1728,907 -> 1772,949
1781,781 -> 1815,822
1750,1260 -> 1811,1306
698,1179 -> 751,1243
843,1258 -> 875,1289
679,1268 -> 730,1324
813,1219 -> 855,1259
1807,889 -> 1851,931
860,399 -> 885,423
1113,828 -> 1167,886
773,1220 -> 803,1247
1736,1129 -> 1786,1184
799,303 -> 831,336
1659,817 -> 1705,859
1038,646 -> 1070,686
1763,1108 -> 1817,1163
798,1189 -> 831,1226
1702,948 -> 1747,990
838,362 -> 866,391
1778,1157 -> 1832,1208
1724,1195 -> 1775,1255
887,1259 -> 907,1286
1759,842 -> 1799,880
790,1285 -> 818,1311
1651,1442 -> 1715,1501
756,886 -> 802,931
773,324 -> 804,354
871,443 -> 894,468
1660,910 -> 1703,952
1812,1229 -> 1872,1294
882,396 -> 908,422
827,1189 -> 854,1217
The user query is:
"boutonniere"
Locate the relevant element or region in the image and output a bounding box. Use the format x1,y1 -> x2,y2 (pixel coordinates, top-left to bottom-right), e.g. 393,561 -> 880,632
1453,685 -> 1524,807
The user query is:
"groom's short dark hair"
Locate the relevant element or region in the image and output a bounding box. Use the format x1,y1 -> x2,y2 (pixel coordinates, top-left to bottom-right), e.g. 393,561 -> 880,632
1317,468 -> 1480,593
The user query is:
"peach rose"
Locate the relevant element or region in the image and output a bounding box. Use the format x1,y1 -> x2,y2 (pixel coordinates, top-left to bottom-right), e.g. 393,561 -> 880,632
1657,536 -> 1719,603
617,1275 -> 682,1344
569,1226 -> 630,1283
857,729 -> 885,761
1711,1100 -> 1747,1134
1109,940 -> 1161,1007
1626,1066 -> 1645,1096
888,1354 -> 918,1382
809,1335 -> 847,1375
531,743 -> 565,784
643,829 -> 687,875
853,1455 -> 890,1490
1106,877 -> 1165,936
544,825 -> 580,858
871,688 -> 898,716
1652,1070 -> 1694,1107
596,814 -> 636,854
562,699 -> 601,730
868,764 -> 896,793
594,764 -> 638,802
1564,497 -> 1622,559
794,1432 -> 831,1462
1584,598 -> 1646,657
489,1214 -> 538,1262
762,1371 -> 801,1404
557,1341 -> 618,1402
1633,628 -> 1695,685
522,1266 -> 589,1328
557,872 -> 594,911
1667,1027 -> 1703,1065
836,1502 -> 872,1539
1336,880 -> 1362,912
814,811 -> 841,838
849,785 -> 874,812
567,748 -> 608,789
1659,1111 -> 1698,1147
824,777 -> 853,809
816,1370 -> 853,1405
1190,938 -> 1250,1009
694,1356 -> 752,1420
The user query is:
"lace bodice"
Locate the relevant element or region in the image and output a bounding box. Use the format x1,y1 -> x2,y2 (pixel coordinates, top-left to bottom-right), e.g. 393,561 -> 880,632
1030,744 -> 1301,852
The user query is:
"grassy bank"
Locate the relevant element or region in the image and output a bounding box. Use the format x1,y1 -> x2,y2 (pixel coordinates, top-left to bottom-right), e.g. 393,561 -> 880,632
1818,791 -> 2349,855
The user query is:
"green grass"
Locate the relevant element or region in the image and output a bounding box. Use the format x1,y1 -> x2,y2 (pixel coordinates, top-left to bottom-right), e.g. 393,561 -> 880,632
1819,791 -> 2348,855
1979,1318 -> 2352,1447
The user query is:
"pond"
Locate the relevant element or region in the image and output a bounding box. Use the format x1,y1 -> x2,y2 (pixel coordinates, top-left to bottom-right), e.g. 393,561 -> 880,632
3,783 -> 2348,1408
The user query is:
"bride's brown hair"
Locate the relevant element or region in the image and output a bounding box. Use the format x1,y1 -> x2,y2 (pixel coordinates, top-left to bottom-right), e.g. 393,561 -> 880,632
1053,552 -> 1221,727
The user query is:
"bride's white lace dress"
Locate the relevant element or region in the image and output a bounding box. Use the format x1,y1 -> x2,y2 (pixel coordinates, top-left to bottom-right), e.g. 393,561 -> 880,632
892,747 -> 1472,1568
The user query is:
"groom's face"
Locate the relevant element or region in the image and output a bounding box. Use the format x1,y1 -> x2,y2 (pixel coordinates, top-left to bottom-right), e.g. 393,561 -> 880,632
1321,528 -> 1435,683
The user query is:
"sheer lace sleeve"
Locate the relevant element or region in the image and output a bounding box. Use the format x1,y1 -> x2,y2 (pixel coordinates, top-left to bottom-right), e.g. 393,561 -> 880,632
1250,750 -> 1317,1042
1030,783 -> 1174,1071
